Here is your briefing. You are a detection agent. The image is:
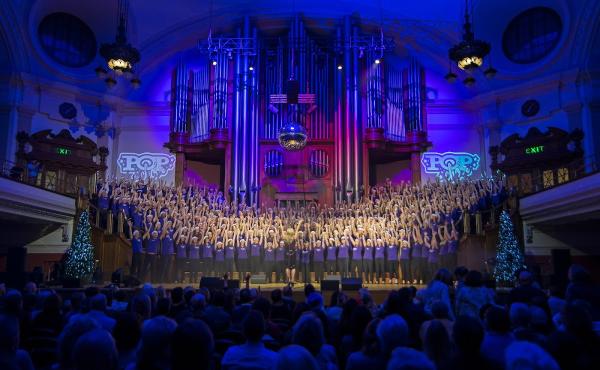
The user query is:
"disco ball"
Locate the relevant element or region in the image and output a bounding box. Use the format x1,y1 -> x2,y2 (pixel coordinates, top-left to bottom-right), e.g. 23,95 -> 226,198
278,122 -> 307,151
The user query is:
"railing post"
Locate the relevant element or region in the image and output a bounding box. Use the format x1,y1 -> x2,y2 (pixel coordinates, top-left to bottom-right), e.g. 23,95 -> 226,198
118,212 -> 124,235
106,211 -> 113,235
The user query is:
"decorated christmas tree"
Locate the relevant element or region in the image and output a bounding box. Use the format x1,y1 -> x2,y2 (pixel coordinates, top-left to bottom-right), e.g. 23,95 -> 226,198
64,210 -> 95,280
494,210 -> 524,285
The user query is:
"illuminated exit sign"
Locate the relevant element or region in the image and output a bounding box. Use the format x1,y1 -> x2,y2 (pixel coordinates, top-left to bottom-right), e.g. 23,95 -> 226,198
56,147 -> 72,156
525,145 -> 544,155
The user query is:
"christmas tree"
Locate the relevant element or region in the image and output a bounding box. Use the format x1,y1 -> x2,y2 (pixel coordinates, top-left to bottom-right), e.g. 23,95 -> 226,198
64,210 -> 96,280
494,210 -> 524,285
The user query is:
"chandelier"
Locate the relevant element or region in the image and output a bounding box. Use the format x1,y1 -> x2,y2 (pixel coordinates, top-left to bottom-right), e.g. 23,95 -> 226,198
96,0 -> 141,88
278,122 -> 307,151
447,0 -> 496,85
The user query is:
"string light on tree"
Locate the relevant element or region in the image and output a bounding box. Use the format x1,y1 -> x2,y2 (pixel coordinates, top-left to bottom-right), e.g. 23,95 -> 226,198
494,210 -> 525,286
64,211 -> 96,280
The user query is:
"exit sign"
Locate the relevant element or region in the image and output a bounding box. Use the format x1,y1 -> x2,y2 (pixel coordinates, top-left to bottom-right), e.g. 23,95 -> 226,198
525,145 -> 544,155
56,147 -> 72,156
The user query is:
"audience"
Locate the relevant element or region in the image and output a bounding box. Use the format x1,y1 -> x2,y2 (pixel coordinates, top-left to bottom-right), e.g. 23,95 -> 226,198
0,262 -> 599,370
222,310 -> 278,370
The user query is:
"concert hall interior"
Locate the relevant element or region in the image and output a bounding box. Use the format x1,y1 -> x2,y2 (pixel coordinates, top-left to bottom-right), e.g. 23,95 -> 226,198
1,1 -> 600,369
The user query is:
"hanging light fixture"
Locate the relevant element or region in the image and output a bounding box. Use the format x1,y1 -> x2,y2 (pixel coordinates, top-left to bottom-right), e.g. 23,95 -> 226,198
448,0 -> 491,73
98,0 -> 141,87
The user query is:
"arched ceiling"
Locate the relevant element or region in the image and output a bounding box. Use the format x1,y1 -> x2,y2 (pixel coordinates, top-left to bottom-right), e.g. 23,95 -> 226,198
3,0 -> 599,100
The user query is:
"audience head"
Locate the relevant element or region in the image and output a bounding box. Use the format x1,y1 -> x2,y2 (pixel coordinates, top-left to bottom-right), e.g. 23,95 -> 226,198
137,316 -> 177,370
252,297 -> 272,320
72,329 -> 118,370
485,306 -> 511,333
509,303 -> 531,329
276,345 -> 319,370
423,320 -> 452,367
156,297 -> 171,316
432,269 -> 453,286
271,289 -> 283,303
292,313 -> 326,356
452,315 -> 484,353
171,319 -> 214,370
306,292 -> 323,310
377,314 -> 409,356
464,270 -> 483,287
387,347 -> 435,370
431,301 -> 450,320
505,341 -> 559,370
190,293 -> 206,312
112,312 -> 141,353
131,293 -> 152,321
304,284 -> 316,298
518,271 -> 534,286
0,314 -> 19,353
454,266 -> 469,282
568,264 -> 590,284
57,316 -> 100,369
243,310 -> 266,343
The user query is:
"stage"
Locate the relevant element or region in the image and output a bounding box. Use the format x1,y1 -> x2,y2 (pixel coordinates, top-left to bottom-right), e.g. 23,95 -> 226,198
53,282 -> 426,305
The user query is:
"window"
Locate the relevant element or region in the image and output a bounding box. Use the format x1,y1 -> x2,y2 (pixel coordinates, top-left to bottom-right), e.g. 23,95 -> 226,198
557,167 -> 569,184
502,7 -> 562,64
38,13 -> 97,68
543,170 -> 554,188
520,173 -> 532,194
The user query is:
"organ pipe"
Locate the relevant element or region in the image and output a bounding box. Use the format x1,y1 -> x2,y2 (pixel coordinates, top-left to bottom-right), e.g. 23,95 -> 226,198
171,61 -> 189,133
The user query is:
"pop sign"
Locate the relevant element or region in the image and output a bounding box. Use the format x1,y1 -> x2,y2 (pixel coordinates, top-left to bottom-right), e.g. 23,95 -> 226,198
421,151 -> 481,181
117,152 -> 176,179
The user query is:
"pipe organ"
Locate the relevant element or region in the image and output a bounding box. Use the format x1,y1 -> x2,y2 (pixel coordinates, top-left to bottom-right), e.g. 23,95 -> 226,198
166,15 -> 430,206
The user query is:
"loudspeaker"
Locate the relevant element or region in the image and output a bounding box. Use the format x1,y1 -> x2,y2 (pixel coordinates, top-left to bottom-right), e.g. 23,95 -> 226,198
200,277 -> 224,290
111,268 -> 124,285
250,274 -> 267,284
62,278 -> 81,288
123,275 -> 141,288
227,279 -> 240,289
321,279 -> 340,291
341,278 -> 362,291
286,79 -> 299,104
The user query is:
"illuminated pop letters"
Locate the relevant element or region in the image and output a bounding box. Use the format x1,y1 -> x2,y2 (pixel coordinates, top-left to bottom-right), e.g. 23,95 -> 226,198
421,151 -> 481,181
117,152 -> 176,179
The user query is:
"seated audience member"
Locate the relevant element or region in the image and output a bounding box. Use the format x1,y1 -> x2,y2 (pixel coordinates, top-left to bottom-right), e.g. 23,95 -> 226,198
56,316 -> 100,370
134,316 -> 178,370
376,314 -> 409,359
203,290 -> 232,335
346,319 -> 385,370
340,305 -> 372,361
387,347 -> 435,370
171,319 -> 214,370
422,320 -> 453,370
565,265 -> 600,317
448,315 -> 489,370
423,269 -> 454,320
455,270 -> 494,318
131,293 -> 152,322
276,345 -> 319,370
270,289 -> 292,322
292,312 -> 338,370
419,301 -> 453,343
112,312 -> 142,370
0,314 -> 34,370
31,292 -> 63,336
110,289 -> 129,312
508,271 -> 546,305
71,293 -> 116,332
481,306 -> 514,368
504,341 -> 559,370
72,329 -> 119,370
221,310 -> 278,370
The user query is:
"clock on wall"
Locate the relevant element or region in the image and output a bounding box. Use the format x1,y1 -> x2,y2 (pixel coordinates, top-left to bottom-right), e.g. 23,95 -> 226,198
59,102 -> 77,120
521,99 -> 540,117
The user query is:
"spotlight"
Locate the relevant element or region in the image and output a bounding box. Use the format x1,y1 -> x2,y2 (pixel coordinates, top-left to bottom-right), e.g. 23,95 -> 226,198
95,66 -> 107,78
374,59 -> 381,64
212,60 -> 217,66
249,66 -> 254,71
337,64 -> 343,70
445,72 -> 457,83
105,77 -> 117,88
463,76 -> 476,87
130,77 -> 141,89
484,66 -> 497,79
